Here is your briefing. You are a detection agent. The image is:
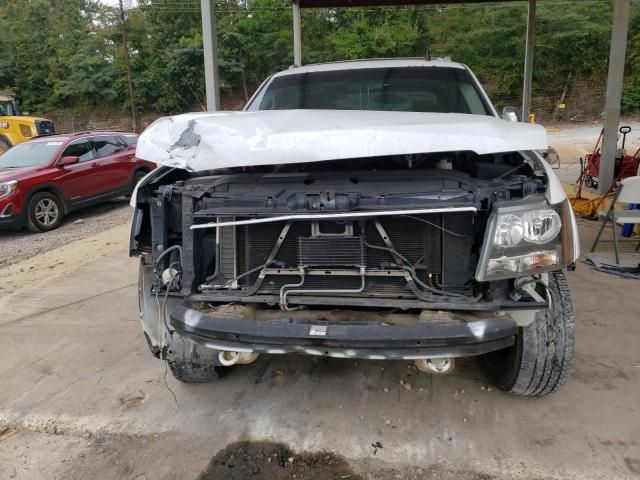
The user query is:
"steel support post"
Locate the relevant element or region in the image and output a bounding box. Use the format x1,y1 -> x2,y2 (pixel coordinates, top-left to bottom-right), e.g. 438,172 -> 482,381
522,0 -> 536,122
599,0 -> 631,194
293,2 -> 302,66
201,0 -> 220,111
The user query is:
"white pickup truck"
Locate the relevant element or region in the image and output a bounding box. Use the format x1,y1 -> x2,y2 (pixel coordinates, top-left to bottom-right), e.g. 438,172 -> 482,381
130,59 -> 579,396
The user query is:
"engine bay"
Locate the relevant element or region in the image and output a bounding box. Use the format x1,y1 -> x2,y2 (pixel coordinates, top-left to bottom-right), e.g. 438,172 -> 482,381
133,151 -> 553,312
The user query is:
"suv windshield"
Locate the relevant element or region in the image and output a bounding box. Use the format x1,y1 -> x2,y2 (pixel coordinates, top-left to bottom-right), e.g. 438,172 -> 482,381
0,140 -> 62,167
248,67 -> 490,115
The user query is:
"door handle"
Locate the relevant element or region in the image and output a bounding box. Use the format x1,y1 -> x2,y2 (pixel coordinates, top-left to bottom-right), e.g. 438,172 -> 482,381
91,162 -> 99,167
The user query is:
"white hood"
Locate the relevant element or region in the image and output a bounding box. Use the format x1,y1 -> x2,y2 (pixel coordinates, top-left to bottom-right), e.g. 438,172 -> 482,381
136,110 -> 548,172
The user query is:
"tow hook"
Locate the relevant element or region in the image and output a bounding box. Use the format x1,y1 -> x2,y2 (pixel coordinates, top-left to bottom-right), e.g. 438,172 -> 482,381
415,357 -> 455,375
218,351 -> 260,366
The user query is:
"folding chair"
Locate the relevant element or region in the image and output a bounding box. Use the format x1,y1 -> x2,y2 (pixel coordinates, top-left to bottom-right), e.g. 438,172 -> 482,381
591,176 -> 640,264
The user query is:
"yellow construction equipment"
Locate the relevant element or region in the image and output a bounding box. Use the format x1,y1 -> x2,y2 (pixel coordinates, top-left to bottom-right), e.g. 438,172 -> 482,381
0,91 -> 55,154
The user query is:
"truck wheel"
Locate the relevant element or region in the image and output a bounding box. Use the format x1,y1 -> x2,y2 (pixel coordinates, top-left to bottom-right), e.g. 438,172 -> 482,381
167,359 -> 227,383
0,137 -> 11,154
26,192 -> 64,232
481,272 -> 575,396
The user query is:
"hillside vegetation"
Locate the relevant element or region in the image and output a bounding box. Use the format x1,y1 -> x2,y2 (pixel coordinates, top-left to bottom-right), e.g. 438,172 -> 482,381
1,0 -> 639,120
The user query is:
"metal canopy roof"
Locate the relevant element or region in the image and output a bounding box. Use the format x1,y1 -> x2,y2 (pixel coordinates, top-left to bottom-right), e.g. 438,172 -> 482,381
292,0 -> 524,7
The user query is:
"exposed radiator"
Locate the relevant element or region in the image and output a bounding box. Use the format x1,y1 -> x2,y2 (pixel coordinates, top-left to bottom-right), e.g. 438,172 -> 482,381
298,236 -> 366,267
218,213 -> 476,301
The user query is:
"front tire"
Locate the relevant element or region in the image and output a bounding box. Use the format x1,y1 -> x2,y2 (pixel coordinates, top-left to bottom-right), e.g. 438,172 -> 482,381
481,272 -> 575,396
26,192 -> 64,232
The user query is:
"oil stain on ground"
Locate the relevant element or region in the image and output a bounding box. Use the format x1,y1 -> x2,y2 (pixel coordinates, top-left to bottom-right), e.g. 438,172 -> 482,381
197,441 -> 363,480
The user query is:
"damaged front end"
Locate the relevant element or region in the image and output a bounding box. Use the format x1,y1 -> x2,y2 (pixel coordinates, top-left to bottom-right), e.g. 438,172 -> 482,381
130,147 -> 578,363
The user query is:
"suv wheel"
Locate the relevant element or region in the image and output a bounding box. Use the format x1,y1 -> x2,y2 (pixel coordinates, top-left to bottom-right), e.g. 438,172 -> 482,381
130,170 -> 148,196
27,192 -> 64,232
481,272 -> 575,396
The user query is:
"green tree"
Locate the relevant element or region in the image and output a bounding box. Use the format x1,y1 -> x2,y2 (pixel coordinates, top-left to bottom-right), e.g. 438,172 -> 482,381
1,0 -> 639,118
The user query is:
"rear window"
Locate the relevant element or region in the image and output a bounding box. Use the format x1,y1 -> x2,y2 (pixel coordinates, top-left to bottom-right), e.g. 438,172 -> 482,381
92,135 -> 124,158
119,134 -> 138,146
248,67 -> 490,115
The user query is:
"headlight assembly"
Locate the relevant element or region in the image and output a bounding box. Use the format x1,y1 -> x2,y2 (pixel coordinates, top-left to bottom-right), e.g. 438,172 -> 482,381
485,250 -> 560,278
493,209 -> 561,247
0,180 -> 18,199
494,214 -> 524,248
477,201 -> 564,281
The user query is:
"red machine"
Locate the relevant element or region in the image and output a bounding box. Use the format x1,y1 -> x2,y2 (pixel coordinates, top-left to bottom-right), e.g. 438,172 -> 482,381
579,125 -> 640,190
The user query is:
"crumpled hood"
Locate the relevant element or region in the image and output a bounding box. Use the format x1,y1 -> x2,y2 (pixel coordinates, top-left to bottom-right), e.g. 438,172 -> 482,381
135,110 -> 548,172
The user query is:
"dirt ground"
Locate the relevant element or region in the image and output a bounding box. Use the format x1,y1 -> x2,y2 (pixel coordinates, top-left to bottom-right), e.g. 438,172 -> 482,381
0,209 -> 639,479
0,199 -> 131,270
1,121 -> 640,479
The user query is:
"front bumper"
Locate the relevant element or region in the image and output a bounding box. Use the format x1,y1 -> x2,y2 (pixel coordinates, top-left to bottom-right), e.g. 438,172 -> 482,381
169,304 -> 519,360
0,191 -> 26,229
0,204 -> 24,229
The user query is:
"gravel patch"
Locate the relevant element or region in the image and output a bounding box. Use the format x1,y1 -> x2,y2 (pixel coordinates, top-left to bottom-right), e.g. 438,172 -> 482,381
0,199 -> 132,268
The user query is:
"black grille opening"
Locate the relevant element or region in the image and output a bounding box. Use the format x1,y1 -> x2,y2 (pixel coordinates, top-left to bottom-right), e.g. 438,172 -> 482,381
35,120 -> 55,136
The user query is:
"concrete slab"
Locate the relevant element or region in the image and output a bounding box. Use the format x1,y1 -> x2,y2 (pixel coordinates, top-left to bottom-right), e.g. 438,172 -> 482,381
0,224 -> 639,479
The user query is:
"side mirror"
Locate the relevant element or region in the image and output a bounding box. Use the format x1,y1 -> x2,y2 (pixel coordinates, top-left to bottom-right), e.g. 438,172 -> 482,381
58,155 -> 79,166
502,106 -> 521,123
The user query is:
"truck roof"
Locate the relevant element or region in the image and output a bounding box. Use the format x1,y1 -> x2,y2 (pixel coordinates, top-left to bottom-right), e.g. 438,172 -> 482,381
273,58 -> 467,78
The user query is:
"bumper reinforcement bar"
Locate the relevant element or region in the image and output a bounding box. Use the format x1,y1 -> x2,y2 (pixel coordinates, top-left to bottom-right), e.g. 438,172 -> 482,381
169,304 -> 518,360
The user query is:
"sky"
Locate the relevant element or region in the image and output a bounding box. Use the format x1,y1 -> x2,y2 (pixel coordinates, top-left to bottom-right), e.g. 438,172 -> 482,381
101,0 -> 137,8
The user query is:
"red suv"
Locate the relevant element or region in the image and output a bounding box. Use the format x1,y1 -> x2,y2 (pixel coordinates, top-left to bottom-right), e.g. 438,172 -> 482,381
0,131 -> 154,232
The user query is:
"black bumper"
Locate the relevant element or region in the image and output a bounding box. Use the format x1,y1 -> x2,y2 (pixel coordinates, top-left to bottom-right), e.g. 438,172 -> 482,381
169,304 -> 518,360
0,213 -> 24,230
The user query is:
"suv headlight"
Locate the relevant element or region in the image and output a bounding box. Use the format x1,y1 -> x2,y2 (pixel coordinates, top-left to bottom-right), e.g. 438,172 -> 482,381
477,201 -> 564,281
0,180 -> 18,199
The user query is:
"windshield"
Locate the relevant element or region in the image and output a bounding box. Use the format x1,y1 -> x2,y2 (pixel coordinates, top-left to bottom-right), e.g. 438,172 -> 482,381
0,141 -> 62,167
0,101 -> 17,116
247,67 -> 490,115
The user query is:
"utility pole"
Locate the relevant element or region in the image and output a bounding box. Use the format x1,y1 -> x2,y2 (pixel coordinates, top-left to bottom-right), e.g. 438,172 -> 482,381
119,0 -> 139,133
